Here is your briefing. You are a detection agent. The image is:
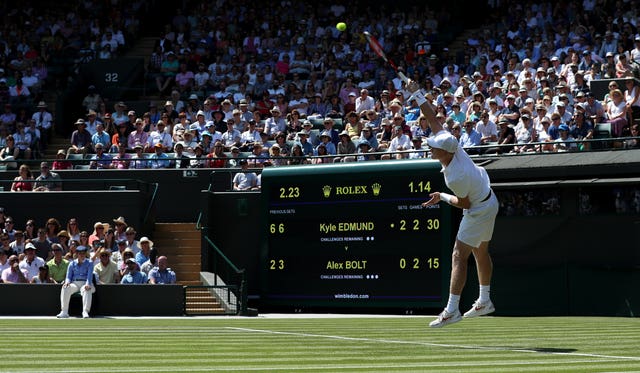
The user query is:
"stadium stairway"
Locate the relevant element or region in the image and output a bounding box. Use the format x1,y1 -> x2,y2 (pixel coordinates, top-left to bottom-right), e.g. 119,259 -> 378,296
153,222 -> 202,286
154,222 -> 227,314
184,287 -> 226,315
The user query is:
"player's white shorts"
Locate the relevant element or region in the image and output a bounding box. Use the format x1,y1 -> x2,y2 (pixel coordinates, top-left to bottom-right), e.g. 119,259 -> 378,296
457,192 -> 499,248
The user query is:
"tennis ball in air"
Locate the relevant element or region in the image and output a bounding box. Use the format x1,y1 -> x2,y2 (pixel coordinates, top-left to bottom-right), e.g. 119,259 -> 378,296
336,22 -> 347,32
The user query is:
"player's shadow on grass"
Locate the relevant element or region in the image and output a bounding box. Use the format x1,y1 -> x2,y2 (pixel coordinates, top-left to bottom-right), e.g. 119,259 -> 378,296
508,347 -> 577,353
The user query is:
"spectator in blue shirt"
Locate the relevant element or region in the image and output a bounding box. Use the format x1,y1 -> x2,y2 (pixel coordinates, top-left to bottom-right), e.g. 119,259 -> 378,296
57,245 -> 95,318
148,143 -> 171,168
120,258 -> 148,284
89,143 -> 111,169
460,120 -> 483,155
135,237 -> 153,267
91,123 -> 111,153
148,256 -> 176,284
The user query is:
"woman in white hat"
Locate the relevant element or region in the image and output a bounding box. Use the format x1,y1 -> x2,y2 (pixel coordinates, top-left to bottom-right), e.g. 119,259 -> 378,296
407,79 -> 500,328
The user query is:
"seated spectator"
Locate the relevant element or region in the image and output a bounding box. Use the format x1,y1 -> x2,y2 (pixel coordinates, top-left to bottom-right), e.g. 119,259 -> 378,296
110,122 -> 129,153
624,124 -> 640,149
148,143 -> 171,168
9,230 -> 26,255
148,256 -> 177,284
288,143 -> 309,165
46,244 -> 68,283
93,248 -> 120,284
12,122 -> 32,160
1,255 -> 29,283
484,118 -> 516,154
190,144 -> 207,168
31,264 -> 54,283
67,119 -> 92,158
19,243 -> 45,280
33,162 -> 62,191
32,228 -> 51,259
120,258 -> 148,284
554,124 -> 578,152
56,245 -> 95,319
118,247 -> 135,275
0,134 -> 17,169
127,118 -> 149,151
388,125 -> 412,155
124,227 -> 140,254
513,114 -> 538,153
606,88 -> 628,138
25,119 -> 42,158
247,142 -> 269,168
206,140 -> 228,168
233,159 -> 258,190
337,130 -> 356,155
56,230 -> 71,254
317,131 -> 337,155
171,142 -> 191,168
52,149 -> 72,170
88,222 -> 106,247
91,123 -> 111,153
10,164 -> 33,192
140,247 -> 158,275
356,139 -> 377,161
312,143 -> 332,164
268,144 -> 287,166
148,120 -> 173,151
44,218 -> 62,244
0,250 -> 9,278
135,237 -> 153,267
569,110 -> 594,151
110,144 -> 131,169
3,217 -> 17,241
129,143 -> 149,169
460,120 -> 482,154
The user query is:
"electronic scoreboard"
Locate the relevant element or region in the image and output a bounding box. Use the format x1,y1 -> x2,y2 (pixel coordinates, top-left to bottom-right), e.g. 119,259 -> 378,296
261,160 -> 452,308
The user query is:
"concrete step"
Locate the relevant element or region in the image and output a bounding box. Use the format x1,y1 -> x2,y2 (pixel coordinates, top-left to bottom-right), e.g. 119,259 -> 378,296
154,222 -> 196,232
184,286 -> 227,314
175,272 -> 201,281
185,307 -> 226,315
152,222 -> 202,286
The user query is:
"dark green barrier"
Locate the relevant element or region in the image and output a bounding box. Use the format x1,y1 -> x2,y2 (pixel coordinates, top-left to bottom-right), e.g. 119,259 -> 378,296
0,284 -> 183,316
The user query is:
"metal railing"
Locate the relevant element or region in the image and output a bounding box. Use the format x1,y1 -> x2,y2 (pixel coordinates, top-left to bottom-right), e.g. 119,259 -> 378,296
195,214 -> 248,316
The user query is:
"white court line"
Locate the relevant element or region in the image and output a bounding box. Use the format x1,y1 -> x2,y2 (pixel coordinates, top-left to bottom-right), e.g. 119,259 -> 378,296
226,327 -> 640,362
4,359 -> 629,373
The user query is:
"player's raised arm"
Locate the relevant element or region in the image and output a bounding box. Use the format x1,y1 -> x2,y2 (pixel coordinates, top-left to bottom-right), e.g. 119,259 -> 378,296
406,79 -> 443,135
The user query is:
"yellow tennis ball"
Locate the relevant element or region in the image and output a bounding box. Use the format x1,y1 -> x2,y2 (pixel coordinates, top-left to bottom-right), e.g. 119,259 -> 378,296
336,22 -> 347,32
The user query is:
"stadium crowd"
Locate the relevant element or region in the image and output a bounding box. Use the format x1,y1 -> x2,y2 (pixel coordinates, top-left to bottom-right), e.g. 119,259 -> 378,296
0,210 -> 176,285
2,1 -> 640,173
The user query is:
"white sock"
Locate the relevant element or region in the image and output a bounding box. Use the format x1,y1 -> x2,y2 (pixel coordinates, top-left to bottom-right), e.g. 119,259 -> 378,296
445,293 -> 460,314
479,285 -> 491,303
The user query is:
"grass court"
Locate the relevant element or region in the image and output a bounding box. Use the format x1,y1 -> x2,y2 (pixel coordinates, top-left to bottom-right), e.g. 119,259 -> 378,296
1,315 -> 639,372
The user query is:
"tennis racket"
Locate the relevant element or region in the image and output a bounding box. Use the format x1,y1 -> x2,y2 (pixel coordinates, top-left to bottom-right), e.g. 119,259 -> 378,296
363,31 -> 409,84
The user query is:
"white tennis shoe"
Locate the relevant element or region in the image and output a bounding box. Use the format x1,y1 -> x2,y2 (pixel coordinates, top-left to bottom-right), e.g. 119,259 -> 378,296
429,309 -> 462,328
463,300 -> 495,318
56,312 -> 69,319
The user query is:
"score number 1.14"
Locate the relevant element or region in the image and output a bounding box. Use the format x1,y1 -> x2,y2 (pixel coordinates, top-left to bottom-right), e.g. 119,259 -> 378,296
408,181 -> 431,194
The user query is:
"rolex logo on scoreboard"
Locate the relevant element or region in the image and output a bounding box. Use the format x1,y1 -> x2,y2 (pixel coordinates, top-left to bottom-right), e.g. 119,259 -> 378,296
322,183 -> 382,198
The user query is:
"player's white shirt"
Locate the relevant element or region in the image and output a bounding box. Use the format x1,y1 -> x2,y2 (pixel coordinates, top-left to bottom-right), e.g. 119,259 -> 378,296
440,131 -> 491,213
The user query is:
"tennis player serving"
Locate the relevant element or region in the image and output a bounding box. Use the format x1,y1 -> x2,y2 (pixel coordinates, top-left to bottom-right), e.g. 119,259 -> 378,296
405,79 -> 499,328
